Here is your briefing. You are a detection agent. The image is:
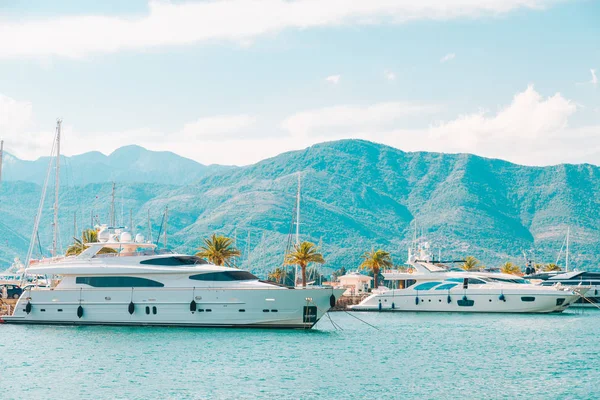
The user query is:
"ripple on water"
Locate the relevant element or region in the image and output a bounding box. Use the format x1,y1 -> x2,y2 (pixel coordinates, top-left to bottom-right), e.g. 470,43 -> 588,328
1,310 -> 600,398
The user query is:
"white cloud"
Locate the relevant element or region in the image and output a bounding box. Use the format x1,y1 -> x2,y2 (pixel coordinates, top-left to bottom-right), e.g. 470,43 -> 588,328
181,114 -> 256,139
279,86 -> 600,166
577,69 -> 597,87
0,0 -> 560,59
325,75 -> 341,84
440,53 -> 456,63
0,94 -> 33,135
377,86 -> 598,165
424,85 -> 577,154
4,86 -> 600,167
384,71 -> 396,81
281,102 -> 441,137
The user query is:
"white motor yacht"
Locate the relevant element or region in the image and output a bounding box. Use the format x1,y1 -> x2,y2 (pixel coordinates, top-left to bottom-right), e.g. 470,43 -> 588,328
351,249 -> 586,313
2,228 -> 343,329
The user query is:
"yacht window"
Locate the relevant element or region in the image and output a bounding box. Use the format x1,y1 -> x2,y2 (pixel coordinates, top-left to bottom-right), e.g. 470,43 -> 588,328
413,282 -> 443,291
490,277 -> 526,284
76,276 -> 164,287
521,296 -> 535,302
398,279 -> 417,289
468,278 -> 486,285
140,256 -> 209,266
189,271 -> 258,281
447,277 -> 486,285
435,283 -> 458,290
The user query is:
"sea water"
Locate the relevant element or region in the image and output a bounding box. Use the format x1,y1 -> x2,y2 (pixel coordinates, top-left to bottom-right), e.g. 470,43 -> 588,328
1,310 -> 599,399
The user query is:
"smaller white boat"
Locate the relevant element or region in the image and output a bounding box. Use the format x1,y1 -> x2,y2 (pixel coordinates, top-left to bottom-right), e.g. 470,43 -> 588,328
527,271 -> 600,307
351,246 -> 586,313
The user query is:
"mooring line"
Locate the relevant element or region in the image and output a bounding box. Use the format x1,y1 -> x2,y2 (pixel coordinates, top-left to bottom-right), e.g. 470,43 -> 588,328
576,292 -> 600,311
310,301 -> 343,331
341,310 -> 380,331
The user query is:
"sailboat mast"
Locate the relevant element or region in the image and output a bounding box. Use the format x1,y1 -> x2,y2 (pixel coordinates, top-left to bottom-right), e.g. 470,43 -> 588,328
163,205 -> 168,248
246,229 -> 251,266
110,182 -> 116,227
52,119 -> 62,258
147,209 -> 152,243
566,227 -> 570,272
233,228 -> 238,268
294,173 -> 301,286
295,173 -> 301,245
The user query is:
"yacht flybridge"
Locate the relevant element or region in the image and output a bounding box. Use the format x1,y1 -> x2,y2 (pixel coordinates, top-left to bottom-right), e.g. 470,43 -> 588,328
2,226 -> 343,328
351,246 -> 586,313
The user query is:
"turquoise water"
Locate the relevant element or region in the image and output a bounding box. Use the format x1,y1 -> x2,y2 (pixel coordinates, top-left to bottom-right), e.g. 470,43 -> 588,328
1,310 -> 599,399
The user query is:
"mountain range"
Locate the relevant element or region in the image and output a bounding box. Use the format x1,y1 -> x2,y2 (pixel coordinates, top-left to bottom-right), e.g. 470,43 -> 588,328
1,139 -> 598,275
1,145 -> 229,185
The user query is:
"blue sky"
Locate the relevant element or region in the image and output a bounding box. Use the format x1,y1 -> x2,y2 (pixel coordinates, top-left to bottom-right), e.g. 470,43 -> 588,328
0,0 -> 599,165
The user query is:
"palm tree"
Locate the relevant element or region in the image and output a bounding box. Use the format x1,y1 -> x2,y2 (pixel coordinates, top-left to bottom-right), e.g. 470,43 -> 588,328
543,263 -> 562,272
65,229 -> 115,256
359,249 -> 393,289
196,234 -> 241,267
284,241 -> 325,287
500,261 -> 521,275
268,267 -> 286,284
461,256 -> 480,271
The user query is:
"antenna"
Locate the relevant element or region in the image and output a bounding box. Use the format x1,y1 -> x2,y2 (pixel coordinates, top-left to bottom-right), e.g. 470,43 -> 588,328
52,119 -> 62,258
129,209 -> 133,234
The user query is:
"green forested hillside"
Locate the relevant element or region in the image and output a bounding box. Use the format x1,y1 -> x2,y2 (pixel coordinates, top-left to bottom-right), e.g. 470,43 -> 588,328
1,139 -> 598,275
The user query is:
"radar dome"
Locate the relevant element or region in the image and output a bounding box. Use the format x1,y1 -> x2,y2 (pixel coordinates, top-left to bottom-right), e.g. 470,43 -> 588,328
120,232 -> 133,243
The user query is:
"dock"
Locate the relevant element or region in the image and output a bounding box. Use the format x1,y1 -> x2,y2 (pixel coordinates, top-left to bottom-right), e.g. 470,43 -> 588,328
0,298 -> 17,317
333,294 -> 369,310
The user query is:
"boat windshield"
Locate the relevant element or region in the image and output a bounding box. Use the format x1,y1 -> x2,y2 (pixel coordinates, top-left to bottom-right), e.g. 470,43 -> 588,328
140,256 -> 208,266
446,277 -> 488,285
488,277 -> 529,284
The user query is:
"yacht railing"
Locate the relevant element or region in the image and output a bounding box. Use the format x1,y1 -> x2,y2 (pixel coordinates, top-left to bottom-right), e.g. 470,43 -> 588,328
29,255 -> 78,265
30,249 -> 174,263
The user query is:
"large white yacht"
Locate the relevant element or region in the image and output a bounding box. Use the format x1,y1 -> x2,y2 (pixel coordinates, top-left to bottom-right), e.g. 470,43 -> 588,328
351,247 -> 586,313
2,227 -> 343,329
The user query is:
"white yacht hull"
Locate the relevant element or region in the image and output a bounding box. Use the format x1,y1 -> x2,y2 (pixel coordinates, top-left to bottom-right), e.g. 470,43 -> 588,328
351,288 -> 581,313
2,287 -> 343,329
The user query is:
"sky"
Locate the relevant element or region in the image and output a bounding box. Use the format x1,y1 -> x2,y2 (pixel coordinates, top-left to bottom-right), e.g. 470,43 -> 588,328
0,0 -> 599,166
